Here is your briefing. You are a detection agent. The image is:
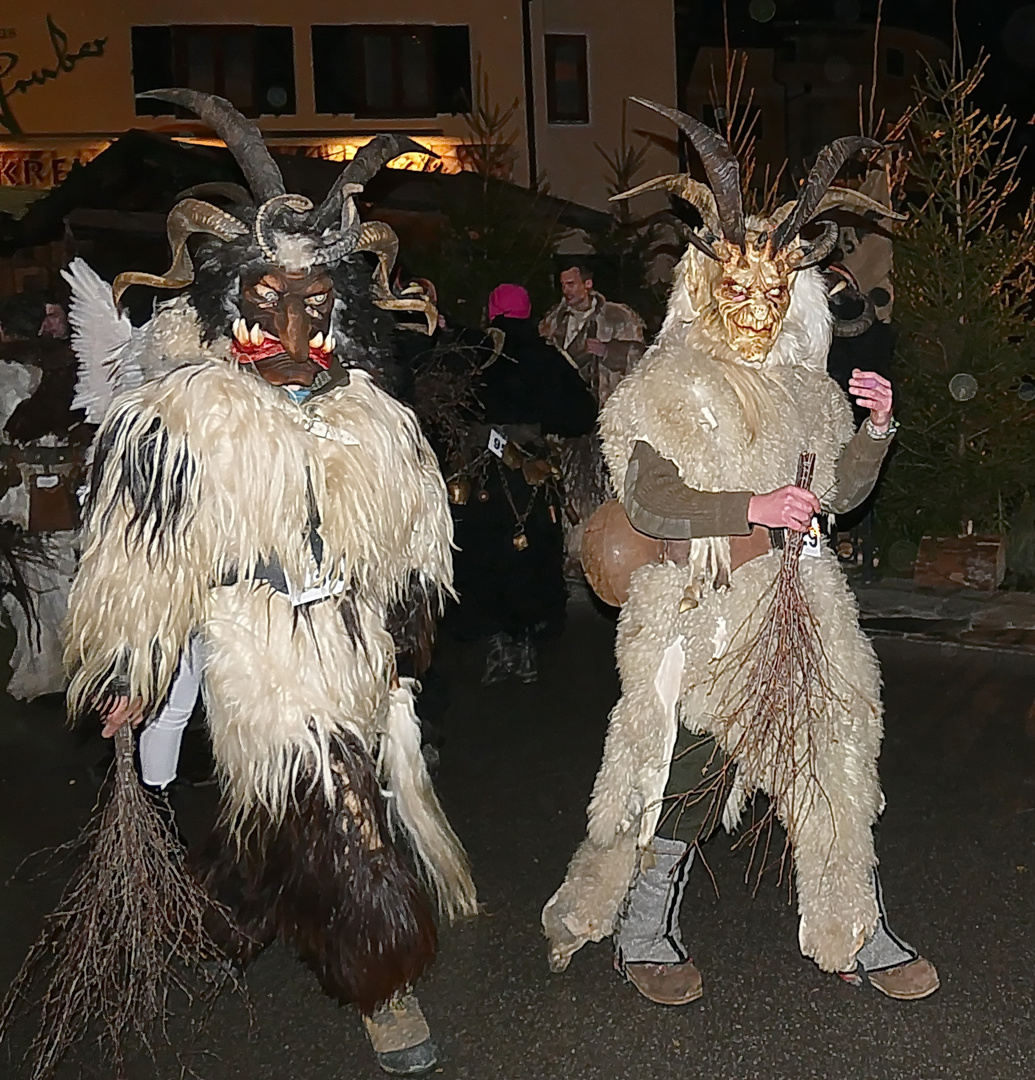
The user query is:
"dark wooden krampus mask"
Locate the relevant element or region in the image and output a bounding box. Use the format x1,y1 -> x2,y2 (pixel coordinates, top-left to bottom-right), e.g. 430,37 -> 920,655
113,89 -> 437,385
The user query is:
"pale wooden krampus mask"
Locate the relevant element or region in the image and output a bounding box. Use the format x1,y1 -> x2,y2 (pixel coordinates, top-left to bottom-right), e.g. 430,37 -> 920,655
616,99 -> 904,364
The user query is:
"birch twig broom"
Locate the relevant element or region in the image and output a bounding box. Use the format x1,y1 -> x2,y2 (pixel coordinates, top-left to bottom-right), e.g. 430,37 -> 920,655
663,452 -> 837,885
723,450 -> 837,883
0,723 -> 240,1079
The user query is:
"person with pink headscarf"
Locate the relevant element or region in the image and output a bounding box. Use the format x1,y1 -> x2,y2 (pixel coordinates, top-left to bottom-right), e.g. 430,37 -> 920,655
486,283 -> 532,322
444,283 -> 595,684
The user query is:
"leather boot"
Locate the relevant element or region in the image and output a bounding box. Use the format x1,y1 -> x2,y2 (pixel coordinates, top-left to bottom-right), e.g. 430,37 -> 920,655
840,869 -> 940,1001
362,992 -> 438,1076
614,838 -> 702,1005
624,959 -> 703,1005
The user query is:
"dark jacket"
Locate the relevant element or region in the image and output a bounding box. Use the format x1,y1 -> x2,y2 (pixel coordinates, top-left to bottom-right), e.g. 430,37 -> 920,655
480,316 -> 596,437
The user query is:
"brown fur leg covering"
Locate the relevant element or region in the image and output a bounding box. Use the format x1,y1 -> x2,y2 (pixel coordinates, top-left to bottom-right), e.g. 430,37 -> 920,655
193,731 -> 437,1014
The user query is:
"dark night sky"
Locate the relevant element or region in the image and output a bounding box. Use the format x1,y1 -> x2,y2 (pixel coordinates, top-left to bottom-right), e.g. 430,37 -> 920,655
676,1 -> 1035,137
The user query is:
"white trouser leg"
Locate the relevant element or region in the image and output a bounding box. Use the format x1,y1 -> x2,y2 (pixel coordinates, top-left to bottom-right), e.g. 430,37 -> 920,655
138,636 -> 203,788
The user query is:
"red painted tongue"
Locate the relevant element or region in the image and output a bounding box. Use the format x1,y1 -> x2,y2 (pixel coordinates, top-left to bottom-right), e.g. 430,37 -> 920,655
231,336 -> 331,370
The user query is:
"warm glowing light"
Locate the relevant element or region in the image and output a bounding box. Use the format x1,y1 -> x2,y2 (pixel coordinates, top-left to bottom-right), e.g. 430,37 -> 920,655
0,143 -> 107,188
299,137 -> 463,173
172,135 -> 463,173
0,134 -> 464,190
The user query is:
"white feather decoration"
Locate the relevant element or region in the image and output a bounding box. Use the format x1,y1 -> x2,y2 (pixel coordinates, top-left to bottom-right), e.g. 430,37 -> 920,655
61,258 -> 135,424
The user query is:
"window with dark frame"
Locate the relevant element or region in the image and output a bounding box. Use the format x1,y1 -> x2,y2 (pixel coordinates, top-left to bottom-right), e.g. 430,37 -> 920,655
312,24 -> 471,118
131,25 -> 296,117
545,34 -> 588,124
885,47 -> 905,78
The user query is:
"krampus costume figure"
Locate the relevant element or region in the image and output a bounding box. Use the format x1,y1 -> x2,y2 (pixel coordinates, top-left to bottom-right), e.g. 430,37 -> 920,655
542,100 -> 938,1005
64,90 -> 476,1076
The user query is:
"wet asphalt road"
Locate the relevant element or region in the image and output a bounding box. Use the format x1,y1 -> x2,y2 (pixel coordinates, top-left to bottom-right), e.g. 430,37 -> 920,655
2,597 -> 1034,1080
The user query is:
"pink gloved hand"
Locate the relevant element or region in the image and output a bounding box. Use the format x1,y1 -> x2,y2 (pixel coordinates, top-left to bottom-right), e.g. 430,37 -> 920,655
748,486 -> 821,532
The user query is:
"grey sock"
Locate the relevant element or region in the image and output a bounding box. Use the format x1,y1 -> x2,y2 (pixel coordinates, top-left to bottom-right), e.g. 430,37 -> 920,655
615,837 -> 694,968
855,870 -> 917,973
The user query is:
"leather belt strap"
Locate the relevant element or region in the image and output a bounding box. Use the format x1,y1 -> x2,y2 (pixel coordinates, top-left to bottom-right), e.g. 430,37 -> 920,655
729,525 -> 774,571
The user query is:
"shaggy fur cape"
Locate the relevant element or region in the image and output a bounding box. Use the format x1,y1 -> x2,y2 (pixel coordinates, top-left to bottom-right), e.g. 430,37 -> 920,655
543,244 -> 884,975
65,309 -> 476,927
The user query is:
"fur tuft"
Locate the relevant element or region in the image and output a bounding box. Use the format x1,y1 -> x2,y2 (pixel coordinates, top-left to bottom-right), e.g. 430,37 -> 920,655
196,731 -> 437,1015
378,679 -> 478,921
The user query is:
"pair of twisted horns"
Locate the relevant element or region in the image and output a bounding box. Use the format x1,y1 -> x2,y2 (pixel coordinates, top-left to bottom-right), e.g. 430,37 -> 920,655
141,89 -> 433,239
112,198 -> 247,305
615,98 -> 904,266
119,89 -> 438,331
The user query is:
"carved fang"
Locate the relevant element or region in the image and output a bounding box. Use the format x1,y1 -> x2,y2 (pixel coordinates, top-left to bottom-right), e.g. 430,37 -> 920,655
309,331 -> 324,349
249,323 -> 263,345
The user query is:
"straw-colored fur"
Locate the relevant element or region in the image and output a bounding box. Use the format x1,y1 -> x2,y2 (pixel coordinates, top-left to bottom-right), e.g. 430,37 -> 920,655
544,241 -> 883,974
66,337 -> 475,919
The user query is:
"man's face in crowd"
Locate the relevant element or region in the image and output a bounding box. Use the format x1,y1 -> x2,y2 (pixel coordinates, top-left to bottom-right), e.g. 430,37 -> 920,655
559,267 -> 593,310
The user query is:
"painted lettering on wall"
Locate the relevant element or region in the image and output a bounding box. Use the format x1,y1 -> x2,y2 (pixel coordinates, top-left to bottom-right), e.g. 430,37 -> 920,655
0,15 -> 107,137
0,146 -> 106,188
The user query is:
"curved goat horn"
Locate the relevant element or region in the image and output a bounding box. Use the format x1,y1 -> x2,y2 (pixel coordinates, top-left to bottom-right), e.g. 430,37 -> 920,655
138,89 -> 285,202
832,294 -> 877,338
771,137 -> 882,253
354,221 -> 438,335
630,97 -> 745,251
176,181 -> 254,207
611,173 -> 720,234
112,198 -> 247,305
253,193 -> 314,262
788,220 -> 840,272
810,186 -> 907,222
311,134 -> 435,234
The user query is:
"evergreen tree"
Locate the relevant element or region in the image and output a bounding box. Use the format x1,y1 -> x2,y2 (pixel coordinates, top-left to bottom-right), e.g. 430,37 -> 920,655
880,57 -> 1035,552
409,63 -> 565,326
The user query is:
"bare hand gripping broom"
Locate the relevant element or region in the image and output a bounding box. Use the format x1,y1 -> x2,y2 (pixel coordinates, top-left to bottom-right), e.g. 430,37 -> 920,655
0,722 -> 240,1079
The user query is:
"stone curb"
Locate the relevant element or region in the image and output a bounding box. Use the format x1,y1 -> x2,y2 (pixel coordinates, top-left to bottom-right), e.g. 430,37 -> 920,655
852,581 -> 1035,656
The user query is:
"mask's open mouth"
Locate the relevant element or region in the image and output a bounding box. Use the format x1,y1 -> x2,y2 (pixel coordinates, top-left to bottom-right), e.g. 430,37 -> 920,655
230,319 -> 335,370
730,320 -> 774,337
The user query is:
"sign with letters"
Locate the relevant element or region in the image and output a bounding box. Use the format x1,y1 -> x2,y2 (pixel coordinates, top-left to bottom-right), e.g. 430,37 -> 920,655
0,145 -> 104,187
0,15 -> 107,137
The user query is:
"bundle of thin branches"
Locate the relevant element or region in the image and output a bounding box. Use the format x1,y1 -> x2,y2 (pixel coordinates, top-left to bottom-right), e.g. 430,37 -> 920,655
665,452 -> 836,889
411,337 -> 489,468
0,723 -> 241,1080
721,451 -> 835,881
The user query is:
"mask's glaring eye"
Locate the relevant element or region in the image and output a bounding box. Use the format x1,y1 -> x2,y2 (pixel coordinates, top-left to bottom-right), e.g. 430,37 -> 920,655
306,292 -> 328,306
255,285 -> 279,305
721,281 -> 747,302
765,286 -> 787,303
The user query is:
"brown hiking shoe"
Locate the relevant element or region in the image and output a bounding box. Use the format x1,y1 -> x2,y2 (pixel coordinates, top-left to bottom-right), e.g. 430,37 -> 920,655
625,960 -> 704,1005
866,957 -> 940,1000
362,993 -> 438,1076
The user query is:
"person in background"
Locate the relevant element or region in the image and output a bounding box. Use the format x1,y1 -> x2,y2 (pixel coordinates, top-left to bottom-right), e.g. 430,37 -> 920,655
449,284 -> 596,684
538,259 -> 646,409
